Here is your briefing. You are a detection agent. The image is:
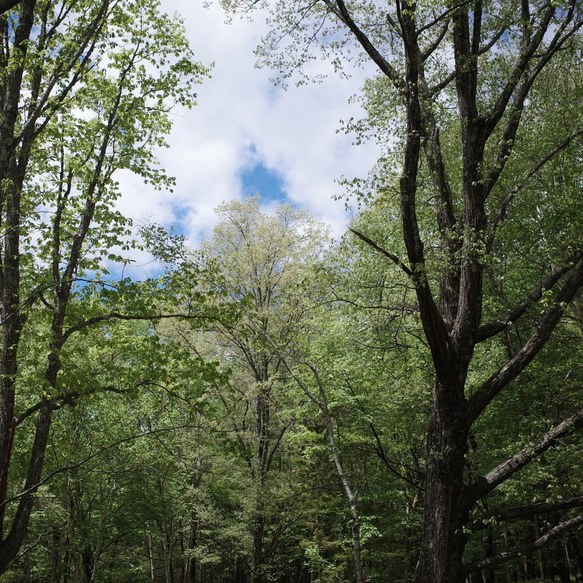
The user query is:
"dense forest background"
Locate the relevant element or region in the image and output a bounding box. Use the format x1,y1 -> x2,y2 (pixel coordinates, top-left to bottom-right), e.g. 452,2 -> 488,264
0,1 -> 583,582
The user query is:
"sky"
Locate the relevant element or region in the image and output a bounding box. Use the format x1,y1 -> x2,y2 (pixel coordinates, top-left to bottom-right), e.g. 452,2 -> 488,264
115,1 -> 381,276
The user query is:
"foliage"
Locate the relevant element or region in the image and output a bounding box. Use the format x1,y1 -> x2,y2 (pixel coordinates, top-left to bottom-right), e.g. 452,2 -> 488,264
220,2 -> 583,582
0,0 -> 209,575
4,2 -> 583,583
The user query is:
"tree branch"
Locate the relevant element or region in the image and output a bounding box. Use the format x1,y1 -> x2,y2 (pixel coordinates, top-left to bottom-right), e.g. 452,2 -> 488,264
350,229 -> 413,277
324,0 -> 405,92
484,496 -> 583,523
487,127 -> 583,248
62,311 -> 217,342
468,260 -> 583,423
0,0 -> 22,14
465,513 -> 583,575
476,252 -> 583,343
468,407 -> 583,503
0,424 -> 204,509
14,384 -> 134,426
484,3 -> 558,134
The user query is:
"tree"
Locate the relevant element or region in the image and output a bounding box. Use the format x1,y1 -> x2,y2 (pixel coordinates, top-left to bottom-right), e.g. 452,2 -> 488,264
221,2 -> 583,582
191,196 -> 331,583
256,199 -> 432,582
0,0 -> 206,573
3,312 -> 231,583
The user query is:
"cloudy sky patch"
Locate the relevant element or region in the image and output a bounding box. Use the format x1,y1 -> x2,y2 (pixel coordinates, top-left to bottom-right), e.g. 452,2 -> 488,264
116,0 -> 380,276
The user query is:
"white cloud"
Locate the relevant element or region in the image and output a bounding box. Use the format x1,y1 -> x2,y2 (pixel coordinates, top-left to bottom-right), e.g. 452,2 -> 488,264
117,0 -> 380,265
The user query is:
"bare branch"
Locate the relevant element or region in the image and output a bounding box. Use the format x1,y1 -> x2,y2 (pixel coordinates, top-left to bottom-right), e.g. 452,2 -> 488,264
483,4 -> 582,192
350,229 -> 413,277
488,127 -> 583,247
323,0 -> 405,92
417,0 -> 472,37
485,3 -> 557,133
489,496 -> 583,522
476,251 -> 583,343
420,21 -> 448,61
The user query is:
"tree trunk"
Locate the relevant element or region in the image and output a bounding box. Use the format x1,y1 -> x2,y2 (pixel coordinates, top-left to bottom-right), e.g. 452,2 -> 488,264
146,521 -> 156,583
483,530 -> 496,583
415,377 -> 470,583
0,0 -> 37,554
251,501 -> 266,583
160,519 -> 175,583
185,459 -> 202,583
51,528 -> 66,583
554,535 -> 571,583
251,383 -> 270,583
186,510 -> 198,583
569,532 -> 583,581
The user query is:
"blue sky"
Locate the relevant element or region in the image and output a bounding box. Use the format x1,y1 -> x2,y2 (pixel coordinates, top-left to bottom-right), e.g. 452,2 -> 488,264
241,161 -> 287,203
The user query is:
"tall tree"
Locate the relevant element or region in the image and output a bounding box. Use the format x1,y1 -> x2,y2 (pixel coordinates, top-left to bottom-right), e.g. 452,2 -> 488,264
0,0 -> 205,573
194,196 -> 331,583
221,2 -> 583,582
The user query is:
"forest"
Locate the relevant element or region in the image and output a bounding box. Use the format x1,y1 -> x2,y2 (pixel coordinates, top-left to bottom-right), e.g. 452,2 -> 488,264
0,1 -> 582,582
